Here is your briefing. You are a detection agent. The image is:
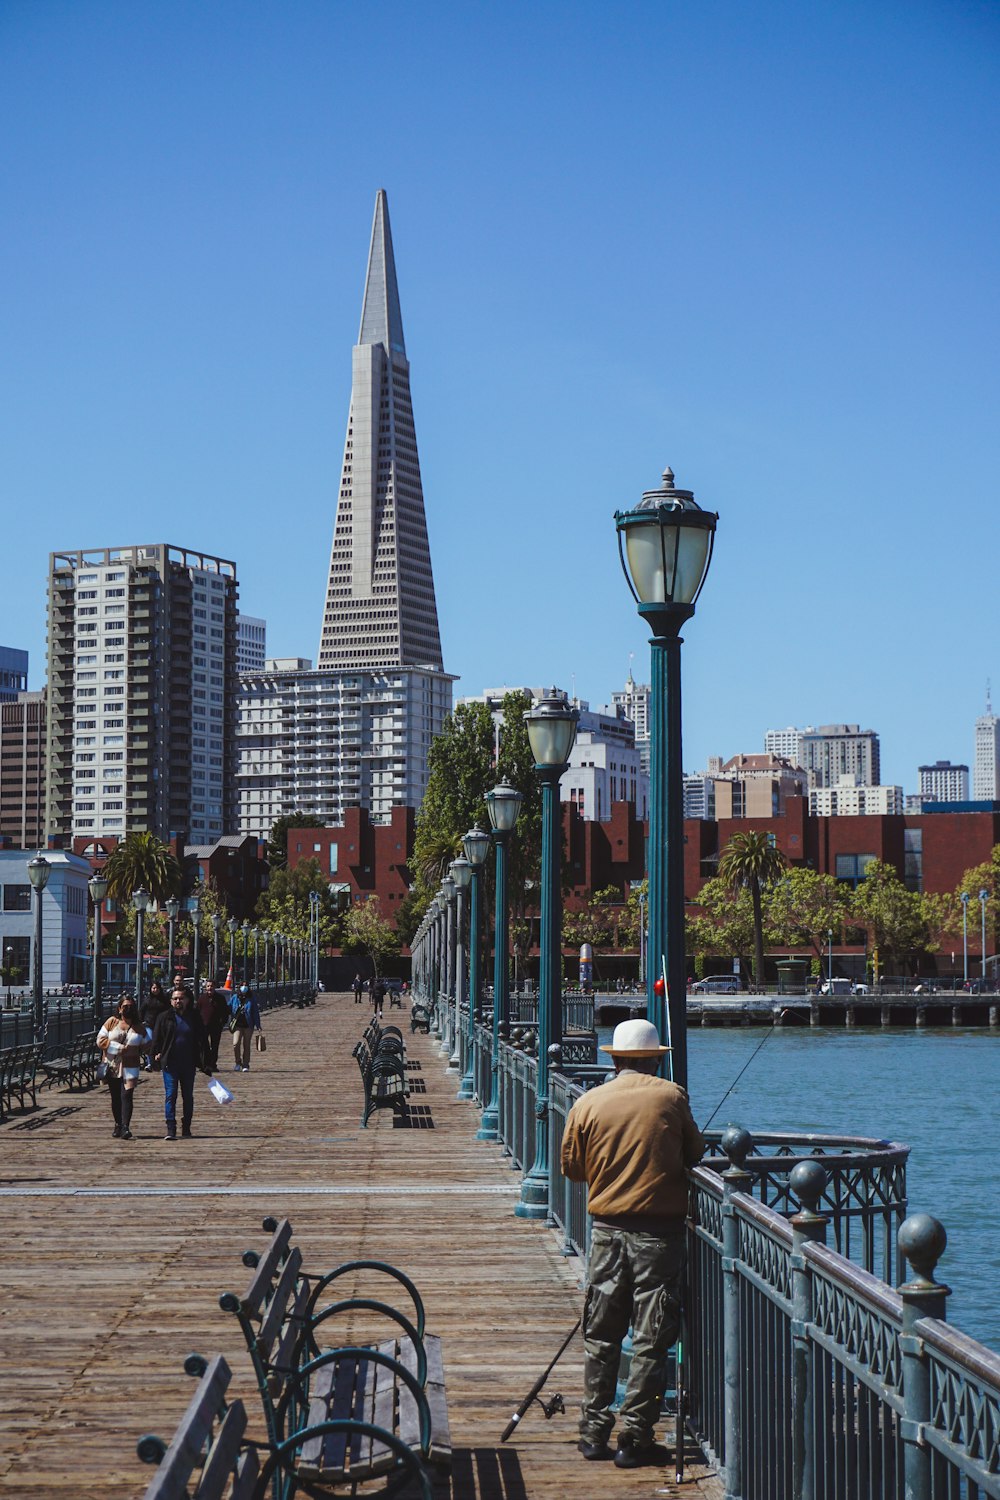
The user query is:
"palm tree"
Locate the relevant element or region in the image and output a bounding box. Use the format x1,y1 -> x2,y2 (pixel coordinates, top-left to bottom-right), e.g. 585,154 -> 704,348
103,831 -> 182,906
717,831 -> 787,990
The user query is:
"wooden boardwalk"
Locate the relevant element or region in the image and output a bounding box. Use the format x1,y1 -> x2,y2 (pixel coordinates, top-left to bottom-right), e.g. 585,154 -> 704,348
0,994 -> 722,1499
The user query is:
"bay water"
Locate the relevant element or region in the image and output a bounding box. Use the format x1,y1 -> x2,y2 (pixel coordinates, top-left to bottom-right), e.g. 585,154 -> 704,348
596,1024 -> 1000,1350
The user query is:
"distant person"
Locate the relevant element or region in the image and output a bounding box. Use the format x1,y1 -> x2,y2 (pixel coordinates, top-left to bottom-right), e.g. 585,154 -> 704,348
97,996 -> 152,1140
151,986 -> 212,1140
199,978 -> 230,1070
370,976 -> 385,1021
229,982 -> 263,1072
353,973 -> 364,1005
140,980 -> 171,1069
561,1018 -> 704,1468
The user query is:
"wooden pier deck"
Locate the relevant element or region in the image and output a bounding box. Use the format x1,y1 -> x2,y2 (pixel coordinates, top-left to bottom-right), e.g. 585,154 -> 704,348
0,994 -> 721,1499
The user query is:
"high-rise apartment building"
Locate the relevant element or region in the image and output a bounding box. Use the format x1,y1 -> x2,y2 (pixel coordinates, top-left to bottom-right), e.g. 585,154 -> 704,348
0,647 -> 29,704
236,613 -> 267,673
47,545 -> 238,846
918,761 -> 970,803
611,670 -> 651,772
808,779 -> 903,816
764,724 -> 880,788
763,726 -> 803,764
0,690 -> 46,848
318,190 -> 442,672
974,693 -> 1000,801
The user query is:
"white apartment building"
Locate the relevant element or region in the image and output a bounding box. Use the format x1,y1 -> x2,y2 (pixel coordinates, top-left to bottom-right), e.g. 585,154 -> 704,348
763,726 -> 803,764
765,724 -> 880,788
973,703 -> 1000,801
611,671 -> 650,772
808,777 -> 903,816
918,761 -> 970,803
236,614 -> 267,673
237,661 -> 454,838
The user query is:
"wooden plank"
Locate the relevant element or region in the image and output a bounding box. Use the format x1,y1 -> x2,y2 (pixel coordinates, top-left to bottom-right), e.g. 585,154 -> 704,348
366,1338 -> 400,1477
398,1334 -> 451,1468
255,1245 -> 303,1361
239,1222 -> 294,1320
195,1399 -> 248,1498
141,1355 -> 231,1500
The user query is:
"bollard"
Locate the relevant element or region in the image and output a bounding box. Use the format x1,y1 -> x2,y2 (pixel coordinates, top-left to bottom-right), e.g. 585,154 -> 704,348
990,1006 -> 999,1028
721,1125 -> 754,1500
881,1005 -> 891,1028
916,1006 -> 927,1028
789,1161 -> 828,1500
898,1214 -> 950,1500
951,1006 -> 962,1027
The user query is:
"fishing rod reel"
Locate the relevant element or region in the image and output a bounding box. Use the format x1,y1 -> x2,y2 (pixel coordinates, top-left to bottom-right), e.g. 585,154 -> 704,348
533,1390 -> 565,1421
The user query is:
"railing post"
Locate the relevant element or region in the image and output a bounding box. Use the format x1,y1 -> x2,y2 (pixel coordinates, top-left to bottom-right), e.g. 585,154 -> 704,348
721,1125 -> 753,1500
789,1160 -> 828,1500
898,1214 -> 950,1500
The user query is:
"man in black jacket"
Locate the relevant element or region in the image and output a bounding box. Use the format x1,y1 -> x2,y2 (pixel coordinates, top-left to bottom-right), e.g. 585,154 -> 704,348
151,986 -> 213,1141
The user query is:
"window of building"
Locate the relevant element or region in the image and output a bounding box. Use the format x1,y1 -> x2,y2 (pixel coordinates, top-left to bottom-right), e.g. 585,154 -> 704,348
904,829 -> 923,893
834,853 -> 876,890
3,884 -> 32,911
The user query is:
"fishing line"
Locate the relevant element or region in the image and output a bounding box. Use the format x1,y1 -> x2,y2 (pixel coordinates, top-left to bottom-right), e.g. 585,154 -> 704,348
700,1016 -> 785,1132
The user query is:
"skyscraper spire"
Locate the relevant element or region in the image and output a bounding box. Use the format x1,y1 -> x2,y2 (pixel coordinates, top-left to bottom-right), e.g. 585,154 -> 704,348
318,191 -> 443,672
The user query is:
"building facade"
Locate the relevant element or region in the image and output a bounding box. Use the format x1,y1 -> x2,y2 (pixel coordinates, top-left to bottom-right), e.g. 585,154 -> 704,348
918,760 -> 970,804
610,671 -> 651,772
973,700 -> 1000,801
236,614 -> 267,673
0,647 -> 29,704
808,778 -> 904,817
46,545 -> 239,847
0,691 -> 46,848
0,848 -> 91,990
764,723 -> 881,787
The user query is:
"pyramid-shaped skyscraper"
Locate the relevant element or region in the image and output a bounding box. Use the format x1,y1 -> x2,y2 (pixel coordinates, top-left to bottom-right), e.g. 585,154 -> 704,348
318,190 -> 443,671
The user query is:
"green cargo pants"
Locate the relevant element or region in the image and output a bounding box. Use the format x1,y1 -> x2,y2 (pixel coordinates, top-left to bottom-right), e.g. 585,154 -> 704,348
580,1222 -> 686,1448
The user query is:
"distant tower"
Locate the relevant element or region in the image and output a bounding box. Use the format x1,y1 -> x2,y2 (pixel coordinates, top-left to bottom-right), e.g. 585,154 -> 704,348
317,190 -> 443,671
973,682 -> 1000,801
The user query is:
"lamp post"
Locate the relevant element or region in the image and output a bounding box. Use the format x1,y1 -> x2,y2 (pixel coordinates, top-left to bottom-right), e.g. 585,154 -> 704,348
241,919 -> 251,984
261,929 -> 270,989
190,895 -> 202,992
5,945 -> 13,1005
827,928 -> 834,990
979,888 -> 989,983
459,827 -> 491,1100
961,892 -> 970,986
479,780 -> 522,1141
28,854 -> 51,1043
449,859 -> 471,1073
253,925 -> 260,989
132,887 -> 150,1003
165,897 -> 180,980
88,871 -> 108,1026
228,917 -> 238,976
309,890 -> 320,988
516,692 -> 579,1219
615,465 -> 717,1088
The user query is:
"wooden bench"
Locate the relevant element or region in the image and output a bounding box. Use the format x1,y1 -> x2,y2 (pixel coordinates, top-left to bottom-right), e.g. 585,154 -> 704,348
217,1216 -> 449,1495
353,1029 -> 408,1128
136,1353 -> 261,1500
41,1030 -> 99,1092
0,1043 -> 44,1120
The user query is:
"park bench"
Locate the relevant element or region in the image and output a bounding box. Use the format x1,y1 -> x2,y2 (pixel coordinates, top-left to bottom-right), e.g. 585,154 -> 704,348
41,1030 -> 100,1092
408,1001 -> 431,1035
353,1028 -> 409,1127
136,1353 -> 261,1500
0,1042 -> 44,1120
217,1215 -> 449,1495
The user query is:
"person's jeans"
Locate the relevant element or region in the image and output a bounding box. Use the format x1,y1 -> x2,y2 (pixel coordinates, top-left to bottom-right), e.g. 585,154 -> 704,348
580,1223 -> 686,1447
163,1065 -> 196,1135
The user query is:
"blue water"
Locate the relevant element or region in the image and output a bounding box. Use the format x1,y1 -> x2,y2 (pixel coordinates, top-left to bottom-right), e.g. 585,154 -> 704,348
599,1025 -> 1000,1350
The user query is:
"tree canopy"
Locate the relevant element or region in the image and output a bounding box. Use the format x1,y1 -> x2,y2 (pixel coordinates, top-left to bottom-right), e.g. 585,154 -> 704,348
255,857 -> 344,947
341,896 -> 400,976
717,831 -> 787,986
103,831 -> 182,906
268,812 -> 321,870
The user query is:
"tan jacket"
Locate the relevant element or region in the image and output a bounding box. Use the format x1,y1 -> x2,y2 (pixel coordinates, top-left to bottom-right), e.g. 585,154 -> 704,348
560,1069 -> 704,1225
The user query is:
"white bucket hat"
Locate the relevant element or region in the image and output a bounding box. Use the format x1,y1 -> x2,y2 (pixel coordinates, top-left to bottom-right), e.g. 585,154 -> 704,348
599,1018 -> 671,1057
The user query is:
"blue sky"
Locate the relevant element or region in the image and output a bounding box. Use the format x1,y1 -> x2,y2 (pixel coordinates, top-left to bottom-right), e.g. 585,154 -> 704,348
2,0 -> 997,791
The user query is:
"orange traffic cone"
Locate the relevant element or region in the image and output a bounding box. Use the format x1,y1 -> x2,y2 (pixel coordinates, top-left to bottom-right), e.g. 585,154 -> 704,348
223,966 -> 234,991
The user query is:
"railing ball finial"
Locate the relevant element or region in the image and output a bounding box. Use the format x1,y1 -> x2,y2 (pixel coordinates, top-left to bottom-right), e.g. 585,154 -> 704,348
898,1212 -> 948,1287
721,1124 -> 753,1169
790,1159 -> 828,1214
548,1042 -> 562,1069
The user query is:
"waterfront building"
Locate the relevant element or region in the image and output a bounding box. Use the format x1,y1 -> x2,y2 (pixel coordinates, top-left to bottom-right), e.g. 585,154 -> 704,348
611,670 -> 651,772
808,777 -> 904,816
0,647 -> 29,704
973,693 -> 1000,800
0,690 -> 46,848
236,613 -> 267,673
46,545 -> 239,846
918,760 -> 970,803
0,847 -> 90,988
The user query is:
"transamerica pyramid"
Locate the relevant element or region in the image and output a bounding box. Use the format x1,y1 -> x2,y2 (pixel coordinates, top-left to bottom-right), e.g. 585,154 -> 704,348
318,190 -> 444,672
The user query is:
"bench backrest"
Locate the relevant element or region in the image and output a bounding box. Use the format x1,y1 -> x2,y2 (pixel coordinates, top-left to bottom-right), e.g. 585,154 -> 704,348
137,1353 -> 260,1500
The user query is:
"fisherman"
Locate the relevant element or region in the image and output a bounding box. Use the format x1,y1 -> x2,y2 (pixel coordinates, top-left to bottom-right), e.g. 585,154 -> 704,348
560,1018 -> 704,1468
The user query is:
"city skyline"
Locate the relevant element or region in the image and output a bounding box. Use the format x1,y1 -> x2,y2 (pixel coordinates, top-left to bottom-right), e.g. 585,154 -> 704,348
3,3 -> 997,793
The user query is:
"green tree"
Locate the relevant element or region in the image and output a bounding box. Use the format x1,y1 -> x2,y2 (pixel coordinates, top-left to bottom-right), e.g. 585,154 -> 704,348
686,877 -> 758,978
717,831 -> 788,987
412,701 -> 496,885
850,860 -> 927,975
255,858 -> 344,947
341,896 -> 400,977
103,831 -> 182,906
765,868 -> 852,962
267,812 -> 321,870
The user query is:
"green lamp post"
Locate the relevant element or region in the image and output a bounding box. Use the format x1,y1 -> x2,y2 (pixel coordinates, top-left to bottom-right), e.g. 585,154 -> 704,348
88,870 -> 108,1027
615,466 -> 717,1089
132,886 -> 150,1003
165,897 -> 180,980
478,780 -> 522,1141
28,854 -> 51,1042
459,826 -> 491,1101
449,857 -> 472,1073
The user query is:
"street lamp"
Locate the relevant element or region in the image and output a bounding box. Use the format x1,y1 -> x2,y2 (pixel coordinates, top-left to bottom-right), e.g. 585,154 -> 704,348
228,916 -> 238,975
516,692 -> 579,1219
961,892 -> 970,986
460,826 -> 491,1101
261,929 -> 270,988
132,887 -> 151,1003
165,897 -> 180,980
190,894 -> 202,992
253,925 -> 260,988
439,874 -> 457,1061
615,465 -> 717,1088
448,859 -> 471,1073
88,870 -> 108,1026
479,780 -> 522,1141
979,889 -> 989,983
211,911 -> 221,984
827,928 -> 834,990
4,945 -> 13,1006
28,854 -> 51,1043
241,919 -> 251,984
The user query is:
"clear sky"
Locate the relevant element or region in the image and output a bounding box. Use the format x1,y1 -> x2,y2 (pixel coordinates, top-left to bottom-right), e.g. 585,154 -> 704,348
2,0 -> 997,792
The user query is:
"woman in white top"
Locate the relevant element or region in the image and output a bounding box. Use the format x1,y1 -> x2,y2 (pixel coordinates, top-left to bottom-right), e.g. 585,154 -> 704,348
97,996 -> 152,1140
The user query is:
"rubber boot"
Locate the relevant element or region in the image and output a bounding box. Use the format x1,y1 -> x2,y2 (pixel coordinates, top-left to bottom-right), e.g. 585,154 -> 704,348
120,1088 -> 134,1140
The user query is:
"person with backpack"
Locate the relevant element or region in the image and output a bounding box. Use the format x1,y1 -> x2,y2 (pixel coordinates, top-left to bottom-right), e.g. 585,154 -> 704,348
229,982 -> 263,1072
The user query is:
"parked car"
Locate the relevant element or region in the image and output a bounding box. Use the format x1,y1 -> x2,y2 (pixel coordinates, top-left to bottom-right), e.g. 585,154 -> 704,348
691,975 -> 740,995
820,978 -> 852,996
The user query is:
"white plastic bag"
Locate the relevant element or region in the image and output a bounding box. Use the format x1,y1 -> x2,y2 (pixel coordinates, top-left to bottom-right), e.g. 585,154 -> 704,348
208,1077 -> 234,1105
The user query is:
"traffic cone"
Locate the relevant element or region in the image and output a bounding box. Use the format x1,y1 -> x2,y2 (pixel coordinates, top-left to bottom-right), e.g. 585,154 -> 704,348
223,967 -> 234,991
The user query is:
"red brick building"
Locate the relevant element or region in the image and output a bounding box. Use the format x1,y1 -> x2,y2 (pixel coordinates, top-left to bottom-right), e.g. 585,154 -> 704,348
287,807 -> 415,918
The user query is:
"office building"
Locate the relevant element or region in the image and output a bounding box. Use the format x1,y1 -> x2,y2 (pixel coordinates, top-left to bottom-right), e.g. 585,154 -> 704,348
974,694 -> 1000,801
808,778 -> 904,817
0,647 -> 29,704
236,614 -> 267,673
0,691 -> 46,848
918,761 -> 970,804
765,724 -> 881,788
763,726 -> 803,764
611,670 -> 651,772
46,545 -> 239,846
318,189 -> 443,673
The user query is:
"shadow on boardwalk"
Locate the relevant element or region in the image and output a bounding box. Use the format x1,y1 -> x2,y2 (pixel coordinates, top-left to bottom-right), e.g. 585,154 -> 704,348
0,995 -> 720,1499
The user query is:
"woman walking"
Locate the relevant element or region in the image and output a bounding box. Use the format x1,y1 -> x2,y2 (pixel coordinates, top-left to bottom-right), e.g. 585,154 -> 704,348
228,983 -> 263,1072
151,985 -> 212,1140
97,997 -> 152,1140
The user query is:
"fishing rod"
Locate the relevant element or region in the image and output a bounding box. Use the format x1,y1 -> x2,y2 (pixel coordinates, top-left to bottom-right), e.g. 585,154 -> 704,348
661,960 -> 686,1486
499,1318 -> 580,1442
699,1014 -> 783,1132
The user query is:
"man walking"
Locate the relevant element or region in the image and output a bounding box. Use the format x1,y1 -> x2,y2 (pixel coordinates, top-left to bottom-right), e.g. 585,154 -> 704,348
560,1018 -> 704,1468
353,973 -> 364,1004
